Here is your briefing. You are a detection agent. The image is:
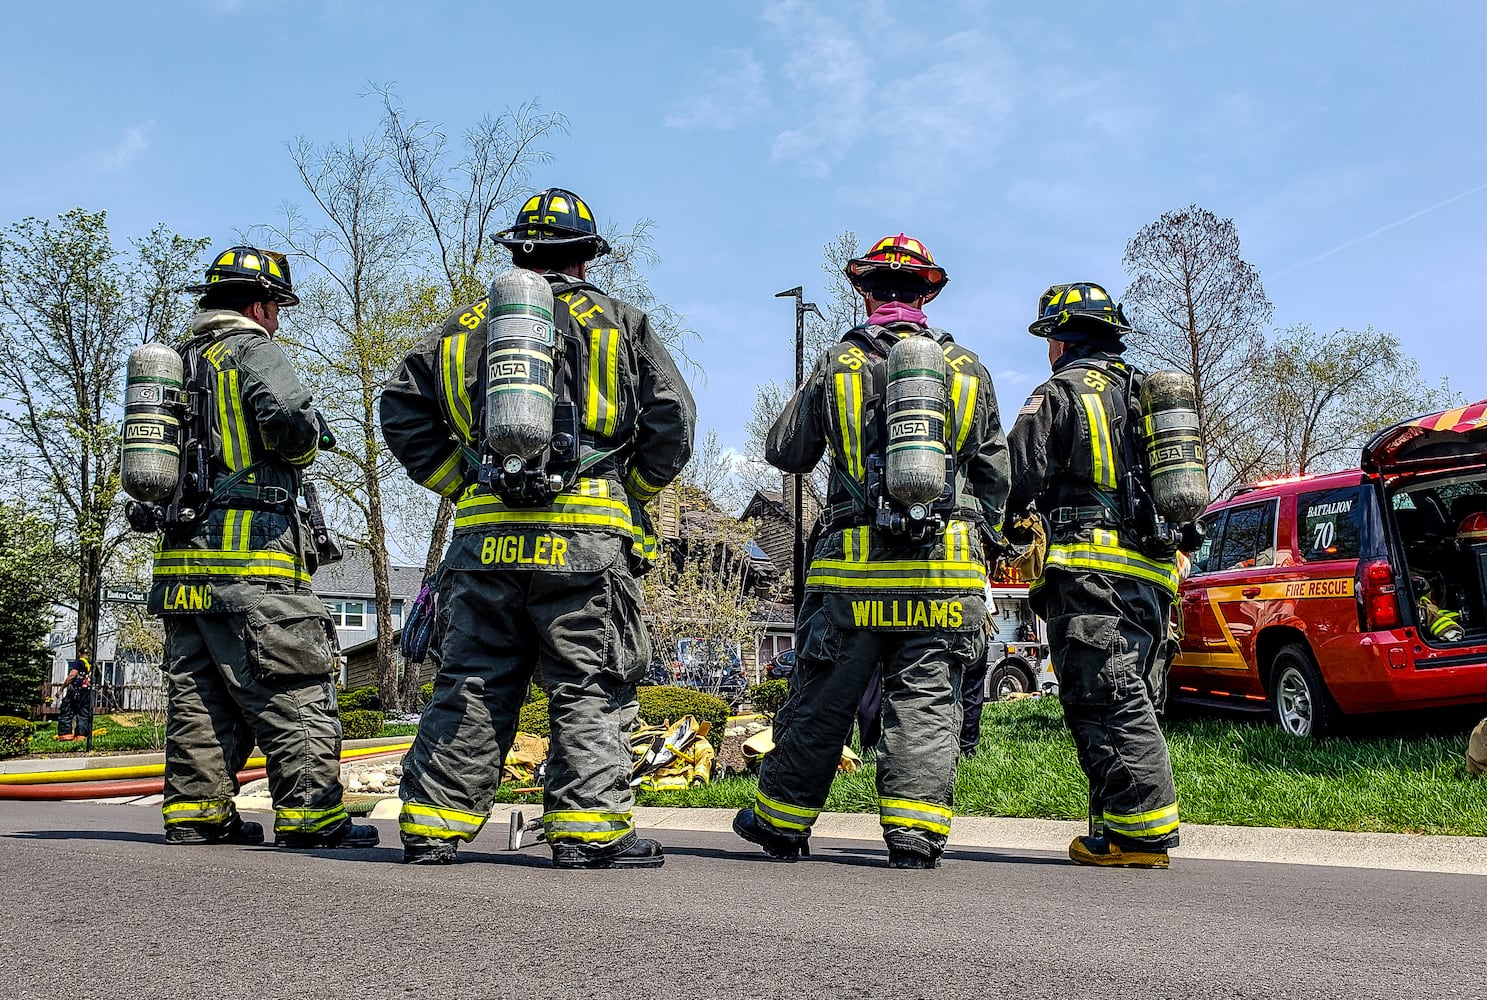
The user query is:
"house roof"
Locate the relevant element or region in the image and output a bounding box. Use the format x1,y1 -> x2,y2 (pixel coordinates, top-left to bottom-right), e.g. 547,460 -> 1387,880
312,543 -> 425,601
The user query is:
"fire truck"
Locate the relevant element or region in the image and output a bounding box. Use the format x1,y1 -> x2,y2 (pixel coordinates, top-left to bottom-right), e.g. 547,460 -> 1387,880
985,565 -> 1054,699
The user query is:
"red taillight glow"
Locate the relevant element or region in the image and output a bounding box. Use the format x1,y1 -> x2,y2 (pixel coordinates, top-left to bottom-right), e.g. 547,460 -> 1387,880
1359,558 -> 1400,630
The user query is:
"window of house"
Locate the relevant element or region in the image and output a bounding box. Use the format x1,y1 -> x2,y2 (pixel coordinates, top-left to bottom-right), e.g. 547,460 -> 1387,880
1215,501 -> 1277,571
326,600 -> 366,629
389,600 -> 403,632
1298,487 -> 1363,562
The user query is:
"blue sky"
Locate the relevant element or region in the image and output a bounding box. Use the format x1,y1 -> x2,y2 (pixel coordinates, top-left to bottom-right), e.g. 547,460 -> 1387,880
3,1 -> 1485,454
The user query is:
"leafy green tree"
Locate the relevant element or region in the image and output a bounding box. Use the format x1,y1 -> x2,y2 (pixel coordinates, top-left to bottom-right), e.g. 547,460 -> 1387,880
1255,324 -> 1460,475
0,508 -> 58,715
0,209 -> 206,662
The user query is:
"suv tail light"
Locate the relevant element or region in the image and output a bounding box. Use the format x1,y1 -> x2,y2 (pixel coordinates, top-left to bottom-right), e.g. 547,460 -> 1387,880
1358,558 -> 1401,631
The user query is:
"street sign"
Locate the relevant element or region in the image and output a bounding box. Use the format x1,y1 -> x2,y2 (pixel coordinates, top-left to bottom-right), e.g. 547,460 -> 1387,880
103,587 -> 149,605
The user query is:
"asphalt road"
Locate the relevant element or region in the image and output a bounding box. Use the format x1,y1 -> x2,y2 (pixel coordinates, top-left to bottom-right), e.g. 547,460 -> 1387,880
4,801 -> 1484,1000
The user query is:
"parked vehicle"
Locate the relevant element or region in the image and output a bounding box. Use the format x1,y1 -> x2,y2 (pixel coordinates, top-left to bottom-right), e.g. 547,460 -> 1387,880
765,648 -> 797,681
985,585 -> 1052,699
1169,401 -> 1487,737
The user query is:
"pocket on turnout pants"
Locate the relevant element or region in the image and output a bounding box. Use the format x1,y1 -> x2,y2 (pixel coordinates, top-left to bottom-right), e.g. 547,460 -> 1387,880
247,593 -> 337,680
1049,613 -> 1124,706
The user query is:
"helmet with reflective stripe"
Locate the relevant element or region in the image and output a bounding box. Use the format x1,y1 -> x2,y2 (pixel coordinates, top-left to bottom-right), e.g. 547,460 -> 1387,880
182,246 -> 299,306
1028,281 -> 1130,338
493,187 -> 611,257
1459,511 -> 1487,544
845,233 -> 949,303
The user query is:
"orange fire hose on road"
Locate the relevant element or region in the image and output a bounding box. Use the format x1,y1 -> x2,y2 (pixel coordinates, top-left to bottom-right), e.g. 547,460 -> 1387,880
0,744 -> 411,800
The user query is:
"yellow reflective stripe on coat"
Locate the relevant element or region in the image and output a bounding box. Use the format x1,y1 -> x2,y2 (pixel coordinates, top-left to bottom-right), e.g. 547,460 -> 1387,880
949,371 -> 978,451
274,803 -> 349,834
1103,802 -> 1179,838
154,548 -> 311,585
440,332 -> 475,445
624,465 -> 664,502
161,798 -> 235,825
754,790 -> 819,833
1043,538 -> 1180,595
543,810 -> 633,844
213,367 -> 252,473
833,370 -> 867,482
879,797 -> 953,836
585,327 -> 621,437
420,447 -> 466,499
1080,392 -> 1117,490
807,558 -> 987,591
454,477 -> 634,534
399,801 -> 487,842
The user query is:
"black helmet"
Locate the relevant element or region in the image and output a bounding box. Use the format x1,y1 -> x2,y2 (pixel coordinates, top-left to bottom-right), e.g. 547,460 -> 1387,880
1028,281 -> 1129,339
493,188 -> 611,257
182,246 -> 299,306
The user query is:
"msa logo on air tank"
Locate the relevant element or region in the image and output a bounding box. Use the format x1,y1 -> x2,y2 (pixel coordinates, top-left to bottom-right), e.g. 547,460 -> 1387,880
125,424 -> 168,441
492,358 -> 530,379
889,419 -> 931,440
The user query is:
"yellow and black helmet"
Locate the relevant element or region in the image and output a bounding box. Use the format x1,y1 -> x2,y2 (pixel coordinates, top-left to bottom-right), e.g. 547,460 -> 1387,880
1028,281 -> 1129,338
493,187 -> 611,257
845,233 -> 949,302
182,246 -> 299,306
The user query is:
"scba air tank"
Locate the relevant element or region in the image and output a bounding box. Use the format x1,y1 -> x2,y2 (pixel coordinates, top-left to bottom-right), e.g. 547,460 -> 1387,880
1139,370 -> 1210,523
485,269 -> 557,461
884,335 -> 949,506
120,342 -> 185,502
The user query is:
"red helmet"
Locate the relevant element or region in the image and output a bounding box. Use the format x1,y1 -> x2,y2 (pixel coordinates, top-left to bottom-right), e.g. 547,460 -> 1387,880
845,234 -> 949,302
1460,510 -> 1487,543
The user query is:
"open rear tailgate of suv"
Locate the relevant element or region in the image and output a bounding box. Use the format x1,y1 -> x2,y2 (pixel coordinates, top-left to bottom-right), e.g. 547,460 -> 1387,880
1363,401 -> 1487,474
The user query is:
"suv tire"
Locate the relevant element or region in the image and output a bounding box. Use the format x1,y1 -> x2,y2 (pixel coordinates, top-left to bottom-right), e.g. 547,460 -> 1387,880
1269,643 -> 1337,738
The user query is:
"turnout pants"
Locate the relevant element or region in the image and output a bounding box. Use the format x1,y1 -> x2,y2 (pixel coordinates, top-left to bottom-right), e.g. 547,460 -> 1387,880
162,613 -> 347,838
398,565 -> 650,851
57,690 -> 93,738
1034,569 -> 1179,850
755,592 -> 982,858
959,642 -> 990,756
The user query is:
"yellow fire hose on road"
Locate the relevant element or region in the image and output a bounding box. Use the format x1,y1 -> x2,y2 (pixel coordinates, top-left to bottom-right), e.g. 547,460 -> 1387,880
0,741 -> 413,786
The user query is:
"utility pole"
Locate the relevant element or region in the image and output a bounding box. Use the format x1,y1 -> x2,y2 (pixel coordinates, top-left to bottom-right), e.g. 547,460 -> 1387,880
775,286 -> 821,623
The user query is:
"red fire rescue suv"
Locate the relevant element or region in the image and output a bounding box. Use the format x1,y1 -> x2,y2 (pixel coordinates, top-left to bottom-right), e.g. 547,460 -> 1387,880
1169,401 -> 1487,737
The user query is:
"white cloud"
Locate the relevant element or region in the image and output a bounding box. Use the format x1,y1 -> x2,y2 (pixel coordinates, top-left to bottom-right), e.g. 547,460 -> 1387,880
666,48 -> 770,130
759,5 -> 1018,185
90,122 -> 153,172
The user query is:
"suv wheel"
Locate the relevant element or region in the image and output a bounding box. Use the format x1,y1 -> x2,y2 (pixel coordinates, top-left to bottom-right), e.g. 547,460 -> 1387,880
1269,644 -> 1336,738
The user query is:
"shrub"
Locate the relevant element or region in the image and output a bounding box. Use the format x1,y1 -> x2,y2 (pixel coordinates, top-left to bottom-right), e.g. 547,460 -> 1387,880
418,682 -> 434,708
638,686 -> 730,751
516,699 -> 550,738
338,686 -> 382,712
340,709 -> 385,741
512,686 -> 729,750
748,680 -> 790,717
0,715 -> 36,759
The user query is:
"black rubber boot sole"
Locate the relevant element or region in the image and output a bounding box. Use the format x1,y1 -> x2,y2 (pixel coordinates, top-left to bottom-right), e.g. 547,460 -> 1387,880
732,809 -> 810,861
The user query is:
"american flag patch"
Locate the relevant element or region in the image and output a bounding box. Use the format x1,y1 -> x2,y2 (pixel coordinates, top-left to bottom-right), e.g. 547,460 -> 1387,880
1018,393 -> 1044,416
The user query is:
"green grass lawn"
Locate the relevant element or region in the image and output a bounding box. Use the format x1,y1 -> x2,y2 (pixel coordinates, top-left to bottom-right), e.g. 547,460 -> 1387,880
27,715 -> 164,755
493,697 -> 1487,836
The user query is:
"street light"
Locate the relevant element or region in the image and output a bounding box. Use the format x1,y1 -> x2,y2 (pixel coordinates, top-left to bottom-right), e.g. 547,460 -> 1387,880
775,286 -> 822,622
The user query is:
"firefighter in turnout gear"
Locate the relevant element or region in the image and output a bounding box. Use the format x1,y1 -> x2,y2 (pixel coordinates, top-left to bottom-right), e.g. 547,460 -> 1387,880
733,234 -> 1010,868
150,247 -> 376,850
1005,281 -> 1181,868
381,187 -> 696,868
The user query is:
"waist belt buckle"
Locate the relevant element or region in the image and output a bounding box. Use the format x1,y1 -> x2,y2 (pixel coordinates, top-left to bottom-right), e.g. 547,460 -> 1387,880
1049,506 -> 1077,528
260,486 -> 291,506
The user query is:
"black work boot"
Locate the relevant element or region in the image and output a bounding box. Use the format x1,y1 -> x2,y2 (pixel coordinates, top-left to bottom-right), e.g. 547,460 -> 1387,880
165,817 -> 265,847
402,841 -> 460,865
885,829 -> 942,869
275,818 -> 380,850
732,807 -> 810,861
551,832 -> 665,869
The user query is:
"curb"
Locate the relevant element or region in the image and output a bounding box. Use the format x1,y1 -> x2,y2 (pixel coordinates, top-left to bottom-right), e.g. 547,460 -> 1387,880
228,797 -> 1487,875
